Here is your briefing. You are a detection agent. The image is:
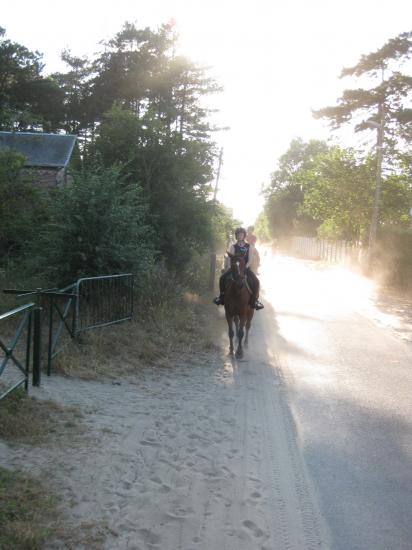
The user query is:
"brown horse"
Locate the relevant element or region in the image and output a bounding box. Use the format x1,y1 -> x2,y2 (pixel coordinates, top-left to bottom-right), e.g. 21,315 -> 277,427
224,252 -> 255,358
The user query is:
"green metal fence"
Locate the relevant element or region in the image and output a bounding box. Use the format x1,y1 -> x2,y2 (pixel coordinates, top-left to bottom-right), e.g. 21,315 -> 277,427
75,274 -> 133,333
46,274 -> 133,372
46,283 -> 78,376
2,273 -> 134,390
0,303 -> 33,401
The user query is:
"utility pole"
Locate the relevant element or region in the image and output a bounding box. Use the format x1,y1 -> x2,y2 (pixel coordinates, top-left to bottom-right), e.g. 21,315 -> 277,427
208,148 -> 223,291
213,148 -> 223,200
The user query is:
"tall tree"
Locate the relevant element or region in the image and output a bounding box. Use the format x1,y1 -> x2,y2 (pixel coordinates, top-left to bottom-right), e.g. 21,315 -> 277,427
301,147 -> 376,241
261,138 -> 412,242
262,139 -> 328,237
51,50 -> 93,136
0,27 -> 63,131
87,23 -> 222,267
313,31 -> 412,162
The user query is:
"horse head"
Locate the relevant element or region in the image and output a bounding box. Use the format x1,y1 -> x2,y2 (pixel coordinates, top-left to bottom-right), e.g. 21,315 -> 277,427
227,251 -> 247,287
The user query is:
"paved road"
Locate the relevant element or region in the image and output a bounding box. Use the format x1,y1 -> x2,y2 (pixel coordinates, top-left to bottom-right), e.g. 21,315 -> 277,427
255,251 -> 412,550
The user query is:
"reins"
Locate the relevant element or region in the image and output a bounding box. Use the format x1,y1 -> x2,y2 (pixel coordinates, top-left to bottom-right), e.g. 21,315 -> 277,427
230,258 -> 247,289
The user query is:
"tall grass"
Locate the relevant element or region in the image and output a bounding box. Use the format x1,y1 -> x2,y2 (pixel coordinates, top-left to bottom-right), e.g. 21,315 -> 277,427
52,261 -> 221,379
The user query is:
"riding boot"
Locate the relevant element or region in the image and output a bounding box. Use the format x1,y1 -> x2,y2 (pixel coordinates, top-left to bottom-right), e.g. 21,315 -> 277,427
213,293 -> 224,306
250,294 -> 264,310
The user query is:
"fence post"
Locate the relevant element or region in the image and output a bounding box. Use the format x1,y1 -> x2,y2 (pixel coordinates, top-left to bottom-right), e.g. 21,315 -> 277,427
24,309 -> 32,392
47,296 -> 53,376
32,289 -> 42,387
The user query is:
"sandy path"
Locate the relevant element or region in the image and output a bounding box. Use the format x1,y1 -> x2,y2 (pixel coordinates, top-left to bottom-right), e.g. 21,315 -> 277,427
1,322 -> 330,549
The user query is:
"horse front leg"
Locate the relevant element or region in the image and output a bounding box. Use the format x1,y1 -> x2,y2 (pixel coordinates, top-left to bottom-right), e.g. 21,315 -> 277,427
225,312 -> 235,355
234,316 -> 239,339
236,315 -> 246,358
244,308 -> 254,347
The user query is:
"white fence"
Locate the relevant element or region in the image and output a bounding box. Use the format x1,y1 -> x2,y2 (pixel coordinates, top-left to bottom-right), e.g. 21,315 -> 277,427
291,236 -> 363,266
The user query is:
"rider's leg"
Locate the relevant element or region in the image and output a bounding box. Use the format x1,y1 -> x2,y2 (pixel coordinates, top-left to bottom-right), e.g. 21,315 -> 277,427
213,271 -> 230,305
247,269 -> 264,310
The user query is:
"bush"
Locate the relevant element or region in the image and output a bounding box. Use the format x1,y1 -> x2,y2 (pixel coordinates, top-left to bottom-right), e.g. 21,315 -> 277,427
0,149 -> 47,261
31,165 -> 156,285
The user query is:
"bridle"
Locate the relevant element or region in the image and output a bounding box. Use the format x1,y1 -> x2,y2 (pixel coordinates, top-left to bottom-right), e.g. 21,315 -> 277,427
230,255 -> 247,289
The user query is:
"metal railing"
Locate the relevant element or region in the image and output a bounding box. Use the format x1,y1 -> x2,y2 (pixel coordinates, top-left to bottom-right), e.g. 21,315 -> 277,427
0,303 -> 33,401
2,273 -> 134,388
76,274 -> 133,333
46,283 -> 77,376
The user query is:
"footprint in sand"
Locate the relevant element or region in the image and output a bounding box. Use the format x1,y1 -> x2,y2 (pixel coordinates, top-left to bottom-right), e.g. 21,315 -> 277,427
137,528 -> 161,545
165,508 -> 194,520
140,439 -> 161,447
149,475 -> 162,484
242,519 -> 268,540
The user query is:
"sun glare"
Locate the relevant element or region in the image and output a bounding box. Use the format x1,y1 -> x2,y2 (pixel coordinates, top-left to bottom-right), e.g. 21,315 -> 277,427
3,0 -> 412,223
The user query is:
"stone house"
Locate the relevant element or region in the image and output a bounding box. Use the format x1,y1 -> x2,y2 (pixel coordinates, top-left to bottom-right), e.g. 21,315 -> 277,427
0,131 -> 77,189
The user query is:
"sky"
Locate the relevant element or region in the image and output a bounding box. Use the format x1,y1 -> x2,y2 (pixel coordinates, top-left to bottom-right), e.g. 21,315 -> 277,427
2,0 -> 412,225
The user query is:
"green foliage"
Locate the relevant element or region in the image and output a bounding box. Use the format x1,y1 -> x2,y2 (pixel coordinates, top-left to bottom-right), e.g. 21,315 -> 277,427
262,138 -> 412,243
31,166 -> 155,285
69,22 -> 225,268
0,22 -> 233,283
92,102 -> 218,268
262,139 -> 328,238
210,202 -> 238,253
0,29 -> 64,131
257,32 -> 412,291
0,150 -> 47,259
380,173 -> 412,227
51,50 -> 93,135
254,211 -> 271,243
301,147 -> 375,240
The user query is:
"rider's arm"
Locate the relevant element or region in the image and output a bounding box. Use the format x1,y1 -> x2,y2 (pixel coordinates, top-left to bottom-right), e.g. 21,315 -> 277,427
246,246 -> 252,268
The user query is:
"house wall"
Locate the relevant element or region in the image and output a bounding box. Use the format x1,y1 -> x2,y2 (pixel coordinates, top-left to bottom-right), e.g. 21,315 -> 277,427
21,167 -> 64,189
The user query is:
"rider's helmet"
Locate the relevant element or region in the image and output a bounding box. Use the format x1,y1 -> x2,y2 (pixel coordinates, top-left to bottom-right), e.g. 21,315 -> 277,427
234,227 -> 247,239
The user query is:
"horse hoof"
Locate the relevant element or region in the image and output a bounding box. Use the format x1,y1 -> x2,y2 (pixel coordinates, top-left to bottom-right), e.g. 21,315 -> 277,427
236,349 -> 243,359
228,350 -> 234,356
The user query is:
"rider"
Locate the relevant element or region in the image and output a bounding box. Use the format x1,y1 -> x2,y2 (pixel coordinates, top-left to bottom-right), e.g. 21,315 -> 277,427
246,225 -> 260,274
246,225 -> 257,246
213,227 -> 264,310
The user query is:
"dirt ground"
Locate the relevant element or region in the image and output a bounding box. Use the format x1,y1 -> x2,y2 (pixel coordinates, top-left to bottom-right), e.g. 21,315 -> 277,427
1,317 -> 329,549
